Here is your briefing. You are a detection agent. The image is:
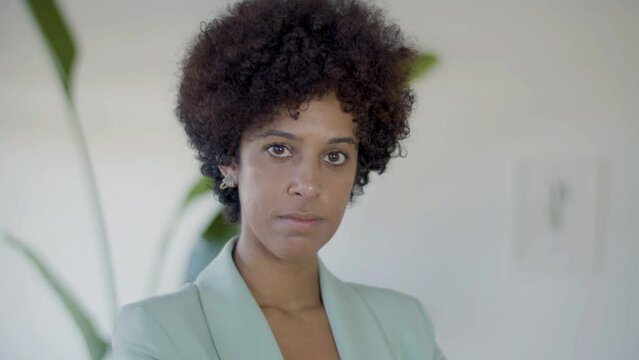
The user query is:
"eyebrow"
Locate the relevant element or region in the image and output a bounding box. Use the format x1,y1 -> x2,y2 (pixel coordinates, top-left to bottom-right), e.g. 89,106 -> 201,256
257,129 -> 358,146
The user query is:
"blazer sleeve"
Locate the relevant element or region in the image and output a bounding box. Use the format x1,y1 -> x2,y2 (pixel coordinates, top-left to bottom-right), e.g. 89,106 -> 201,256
412,296 -> 447,360
111,303 -> 182,360
434,343 -> 446,360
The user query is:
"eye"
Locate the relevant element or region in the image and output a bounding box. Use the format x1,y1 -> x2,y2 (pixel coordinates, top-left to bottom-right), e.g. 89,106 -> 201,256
266,144 -> 292,158
324,151 -> 348,165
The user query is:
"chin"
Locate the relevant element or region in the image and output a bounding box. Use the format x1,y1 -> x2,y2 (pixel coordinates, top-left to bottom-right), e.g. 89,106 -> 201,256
267,233 -> 327,262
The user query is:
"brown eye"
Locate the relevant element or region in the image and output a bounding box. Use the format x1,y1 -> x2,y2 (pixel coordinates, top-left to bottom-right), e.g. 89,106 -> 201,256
267,144 -> 292,158
324,151 -> 347,165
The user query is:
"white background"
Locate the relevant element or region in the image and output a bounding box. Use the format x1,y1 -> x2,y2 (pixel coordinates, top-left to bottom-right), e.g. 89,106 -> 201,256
1,0 -> 638,358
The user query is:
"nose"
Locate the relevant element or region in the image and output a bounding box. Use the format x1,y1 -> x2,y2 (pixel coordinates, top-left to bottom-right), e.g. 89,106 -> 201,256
288,160 -> 321,198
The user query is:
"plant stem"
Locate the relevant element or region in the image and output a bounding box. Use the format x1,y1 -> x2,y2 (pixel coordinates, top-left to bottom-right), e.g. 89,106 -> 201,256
66,102 -> 119,320
146,210 -> 180,295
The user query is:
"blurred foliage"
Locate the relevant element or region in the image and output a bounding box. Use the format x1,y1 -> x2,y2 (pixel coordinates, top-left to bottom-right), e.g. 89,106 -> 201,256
182,176 -> 213,208
24,0 -> 76,101
1,231 -> 108,359
6,0 -> 113,358
409,52 -> 438,82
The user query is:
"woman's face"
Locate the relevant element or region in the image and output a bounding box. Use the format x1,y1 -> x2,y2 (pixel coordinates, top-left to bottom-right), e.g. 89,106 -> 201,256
222,92 -> 358,263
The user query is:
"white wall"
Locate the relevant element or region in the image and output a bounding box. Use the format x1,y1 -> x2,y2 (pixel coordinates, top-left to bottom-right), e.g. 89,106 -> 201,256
1,0 -> 637,359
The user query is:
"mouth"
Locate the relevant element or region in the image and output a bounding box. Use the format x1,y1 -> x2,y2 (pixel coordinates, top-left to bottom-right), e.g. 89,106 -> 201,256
278,213 -> 324,229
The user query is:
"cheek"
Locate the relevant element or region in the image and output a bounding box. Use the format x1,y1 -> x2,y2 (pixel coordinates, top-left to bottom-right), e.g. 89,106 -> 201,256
238,162 -> 287,217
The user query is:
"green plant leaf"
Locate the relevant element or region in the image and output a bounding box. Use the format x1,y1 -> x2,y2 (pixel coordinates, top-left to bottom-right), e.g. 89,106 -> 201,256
202,209 -> 240,246
147,176 -> 215,294
409,52 -> 438,82
182,176 -> 213,209
23,0 -> 119,319
24,0 -> 76,101
1,231 -> 108,360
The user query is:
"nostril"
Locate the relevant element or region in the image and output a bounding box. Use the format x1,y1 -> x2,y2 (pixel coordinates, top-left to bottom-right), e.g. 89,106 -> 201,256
288,182 -> 320,198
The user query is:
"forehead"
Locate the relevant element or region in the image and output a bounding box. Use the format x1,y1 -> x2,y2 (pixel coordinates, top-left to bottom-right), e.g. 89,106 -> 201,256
244,92 -> 357,141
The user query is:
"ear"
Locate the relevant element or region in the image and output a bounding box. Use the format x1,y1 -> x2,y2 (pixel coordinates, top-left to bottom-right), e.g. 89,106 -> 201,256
218,161 -> 238,179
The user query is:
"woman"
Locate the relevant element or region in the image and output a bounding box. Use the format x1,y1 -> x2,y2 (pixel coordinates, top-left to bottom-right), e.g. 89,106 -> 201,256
112,0 -> 445,359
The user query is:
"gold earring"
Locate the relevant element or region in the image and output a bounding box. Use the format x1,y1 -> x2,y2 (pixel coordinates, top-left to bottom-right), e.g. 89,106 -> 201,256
219,174 -> 236,190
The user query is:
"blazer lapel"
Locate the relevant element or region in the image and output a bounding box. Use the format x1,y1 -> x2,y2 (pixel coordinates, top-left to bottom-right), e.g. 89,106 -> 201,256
318,258 -> 396,359
194,236 -> 283,360
194,236 -> 395,360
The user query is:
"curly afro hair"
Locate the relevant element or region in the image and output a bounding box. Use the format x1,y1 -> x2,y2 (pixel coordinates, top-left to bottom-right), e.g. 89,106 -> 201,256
175,0 -> 417,224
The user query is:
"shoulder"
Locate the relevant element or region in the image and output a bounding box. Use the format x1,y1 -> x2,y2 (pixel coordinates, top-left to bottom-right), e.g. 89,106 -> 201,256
116,283 -> 201,324
348,282 -> 436,334
346,282 -> 447,360
112,283 -> 214,359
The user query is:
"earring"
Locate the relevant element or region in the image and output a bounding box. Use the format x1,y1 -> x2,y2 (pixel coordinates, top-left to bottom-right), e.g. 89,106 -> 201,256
219,174 -> 236,190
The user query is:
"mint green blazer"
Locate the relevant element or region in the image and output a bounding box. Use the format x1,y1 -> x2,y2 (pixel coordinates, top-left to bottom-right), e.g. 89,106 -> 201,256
112,236 -> 446,359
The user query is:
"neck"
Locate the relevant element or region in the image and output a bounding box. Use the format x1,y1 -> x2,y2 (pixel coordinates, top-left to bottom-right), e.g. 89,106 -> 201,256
232,234 -> 323,313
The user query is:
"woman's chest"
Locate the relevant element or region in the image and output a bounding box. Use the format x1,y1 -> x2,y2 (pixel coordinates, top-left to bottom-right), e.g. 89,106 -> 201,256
262,307 -> 340,360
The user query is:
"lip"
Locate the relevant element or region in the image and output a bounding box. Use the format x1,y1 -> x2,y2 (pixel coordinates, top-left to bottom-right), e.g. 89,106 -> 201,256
279,212 -> 323,221
278,212 -> 323,228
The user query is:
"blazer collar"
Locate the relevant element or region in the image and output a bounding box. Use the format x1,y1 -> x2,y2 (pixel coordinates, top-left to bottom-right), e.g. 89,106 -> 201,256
193,236 -> 395,360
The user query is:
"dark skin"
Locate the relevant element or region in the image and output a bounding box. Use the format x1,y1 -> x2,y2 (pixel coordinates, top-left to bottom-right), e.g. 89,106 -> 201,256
233,242 -> 339,359
220,92 -> 358,359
